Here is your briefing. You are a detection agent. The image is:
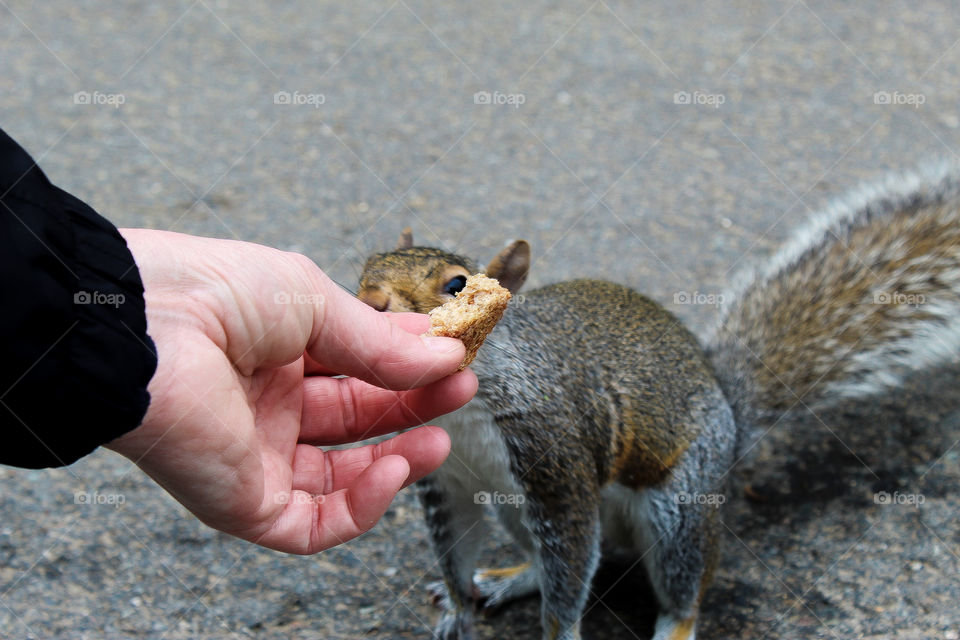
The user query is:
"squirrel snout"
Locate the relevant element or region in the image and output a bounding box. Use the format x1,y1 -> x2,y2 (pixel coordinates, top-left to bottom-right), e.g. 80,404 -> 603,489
358,289 -> 390,312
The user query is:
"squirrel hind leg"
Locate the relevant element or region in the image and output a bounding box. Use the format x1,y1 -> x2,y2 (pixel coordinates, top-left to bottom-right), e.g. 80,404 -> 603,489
631,489 -> 710,640
622,476 -> 717,640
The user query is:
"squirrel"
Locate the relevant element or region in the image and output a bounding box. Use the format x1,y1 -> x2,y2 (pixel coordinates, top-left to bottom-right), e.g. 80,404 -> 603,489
356,165 -> 960,640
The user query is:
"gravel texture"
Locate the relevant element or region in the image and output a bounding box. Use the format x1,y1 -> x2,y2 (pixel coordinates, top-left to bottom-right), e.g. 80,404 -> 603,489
2,1 -> 959,638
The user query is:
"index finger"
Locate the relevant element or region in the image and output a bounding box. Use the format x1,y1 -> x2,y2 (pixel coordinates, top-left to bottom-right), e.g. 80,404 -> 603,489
299,368 -> 477,444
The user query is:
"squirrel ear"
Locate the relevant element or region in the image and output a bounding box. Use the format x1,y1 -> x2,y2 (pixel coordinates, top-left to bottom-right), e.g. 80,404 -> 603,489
397,227 -> 414,249
486,240 -> 530,294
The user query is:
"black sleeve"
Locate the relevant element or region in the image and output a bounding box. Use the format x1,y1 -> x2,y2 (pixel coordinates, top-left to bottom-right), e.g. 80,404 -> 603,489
0,128 -> 157,468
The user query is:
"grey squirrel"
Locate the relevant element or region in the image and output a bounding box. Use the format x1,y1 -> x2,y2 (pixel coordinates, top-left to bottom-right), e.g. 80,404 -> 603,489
356,165 -> 960,640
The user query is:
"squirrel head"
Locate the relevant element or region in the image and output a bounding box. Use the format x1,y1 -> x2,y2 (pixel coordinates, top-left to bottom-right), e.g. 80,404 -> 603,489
358,227 -> 530,313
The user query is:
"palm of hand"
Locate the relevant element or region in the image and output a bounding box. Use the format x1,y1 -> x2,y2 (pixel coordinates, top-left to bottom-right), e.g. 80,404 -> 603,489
109,230 -> 475,554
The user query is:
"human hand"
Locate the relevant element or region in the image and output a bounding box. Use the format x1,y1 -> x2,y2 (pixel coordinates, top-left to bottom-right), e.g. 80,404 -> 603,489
107,229 -> 476,554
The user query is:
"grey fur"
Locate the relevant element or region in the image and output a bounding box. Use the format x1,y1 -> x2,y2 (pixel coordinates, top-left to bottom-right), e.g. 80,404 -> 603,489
357,166 -> 960,639
709,162 -> 960,453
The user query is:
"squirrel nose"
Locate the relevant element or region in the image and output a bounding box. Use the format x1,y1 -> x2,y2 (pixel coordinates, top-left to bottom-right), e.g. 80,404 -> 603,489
358,289 -> 390,312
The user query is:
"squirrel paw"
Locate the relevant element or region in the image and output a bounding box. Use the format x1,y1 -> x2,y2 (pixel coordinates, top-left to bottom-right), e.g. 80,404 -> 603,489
434,611 -> 476,640
652,613 -> 696,640
473,561 -> 539,615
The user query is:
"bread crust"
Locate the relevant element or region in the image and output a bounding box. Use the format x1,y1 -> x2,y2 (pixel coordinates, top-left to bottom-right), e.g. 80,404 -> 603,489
427,274 -> 511,370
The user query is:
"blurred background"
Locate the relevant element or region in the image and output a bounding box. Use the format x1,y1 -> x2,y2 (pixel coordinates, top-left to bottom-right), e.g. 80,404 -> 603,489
1,2 -> 959,638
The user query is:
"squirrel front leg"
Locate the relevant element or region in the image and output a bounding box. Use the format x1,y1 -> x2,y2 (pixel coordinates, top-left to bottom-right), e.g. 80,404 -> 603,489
533,512 -> 602,640
513,442 -> 603,640
417,473 -> 487,640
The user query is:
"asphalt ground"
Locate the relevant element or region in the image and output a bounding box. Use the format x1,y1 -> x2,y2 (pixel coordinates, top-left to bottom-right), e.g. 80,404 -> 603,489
1,2 -> 959,638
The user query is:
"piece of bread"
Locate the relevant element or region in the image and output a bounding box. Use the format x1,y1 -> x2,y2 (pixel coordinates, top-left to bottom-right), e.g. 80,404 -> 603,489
428,274 -> 511,370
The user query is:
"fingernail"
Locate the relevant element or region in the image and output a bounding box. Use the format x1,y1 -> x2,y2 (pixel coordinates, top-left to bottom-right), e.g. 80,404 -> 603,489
421,335 -> 461,354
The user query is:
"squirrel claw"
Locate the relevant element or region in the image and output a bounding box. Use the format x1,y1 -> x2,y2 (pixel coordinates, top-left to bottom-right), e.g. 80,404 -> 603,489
427,580 -> 451,610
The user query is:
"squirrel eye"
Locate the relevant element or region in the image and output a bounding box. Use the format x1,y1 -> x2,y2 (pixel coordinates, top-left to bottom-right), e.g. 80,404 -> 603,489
443,275 -> 467,296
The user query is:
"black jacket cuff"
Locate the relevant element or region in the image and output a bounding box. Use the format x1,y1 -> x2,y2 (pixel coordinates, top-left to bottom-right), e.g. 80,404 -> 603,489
0,128 -> 157,468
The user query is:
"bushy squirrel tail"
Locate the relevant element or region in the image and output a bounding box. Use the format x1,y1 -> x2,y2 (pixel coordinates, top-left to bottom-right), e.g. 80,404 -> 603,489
707,164 -> 960,450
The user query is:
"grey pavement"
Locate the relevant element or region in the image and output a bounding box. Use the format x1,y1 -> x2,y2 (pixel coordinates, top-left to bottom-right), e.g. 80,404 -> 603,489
2,1 -> 960,638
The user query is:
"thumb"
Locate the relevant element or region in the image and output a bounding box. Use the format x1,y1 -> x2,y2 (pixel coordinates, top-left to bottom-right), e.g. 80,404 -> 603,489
305,269 -> 466,389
